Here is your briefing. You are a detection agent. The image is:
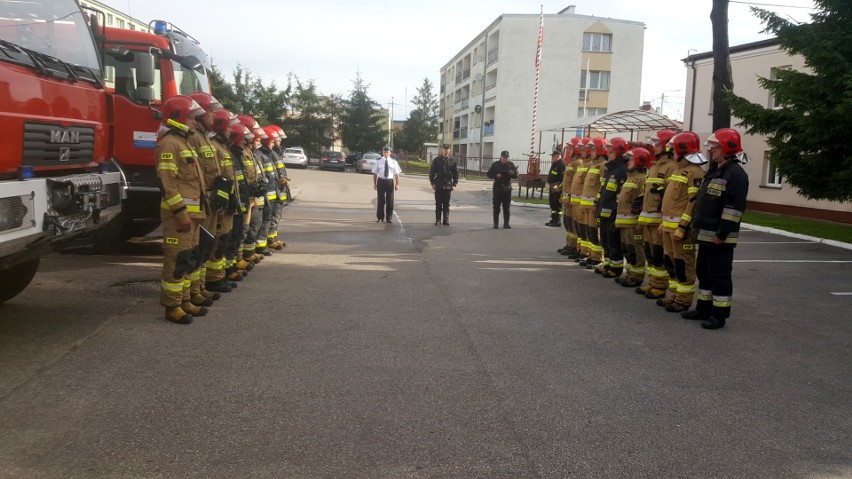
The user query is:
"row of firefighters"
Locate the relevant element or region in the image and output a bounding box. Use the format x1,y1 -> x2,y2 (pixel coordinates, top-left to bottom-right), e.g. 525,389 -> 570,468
544,128 -> 750,330
155,92 -> 291,324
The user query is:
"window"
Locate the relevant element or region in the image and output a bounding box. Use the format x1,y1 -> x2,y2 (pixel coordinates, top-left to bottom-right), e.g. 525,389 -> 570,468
768,65 -> 791,109
764,156 -> 782,187
583,32 -> 612,52
577,108 -> 607,117
580,70 -> 610,90
116,18 -> 124,29
107,13 -> 113,25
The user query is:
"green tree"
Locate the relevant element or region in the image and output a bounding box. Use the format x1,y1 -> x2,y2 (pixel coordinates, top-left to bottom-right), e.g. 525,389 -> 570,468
339,73 -> 385,154
281,75 -> 334,159
208,64 -> 237,112
398,77 -> 439,158
209,63 -> 290,126
727,0 -> 852,201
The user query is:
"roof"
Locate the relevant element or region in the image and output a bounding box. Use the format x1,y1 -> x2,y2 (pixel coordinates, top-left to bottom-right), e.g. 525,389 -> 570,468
538,109 -> 680,133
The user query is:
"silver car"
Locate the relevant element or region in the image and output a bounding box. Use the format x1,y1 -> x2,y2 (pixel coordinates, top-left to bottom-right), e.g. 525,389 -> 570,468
355,152 -> 381,173
282,147 -> 307,168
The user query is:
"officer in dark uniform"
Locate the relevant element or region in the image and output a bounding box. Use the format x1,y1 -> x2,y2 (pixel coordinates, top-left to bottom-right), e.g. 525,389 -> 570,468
682,128 -> 750,330
429,144 -> 459,226
486,150 -> 518,229
545,150 -> 565,226
595,138 -> 629,277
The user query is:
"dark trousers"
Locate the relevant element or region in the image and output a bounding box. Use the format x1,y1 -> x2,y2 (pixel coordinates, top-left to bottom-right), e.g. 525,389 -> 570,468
548,189 -> 561,221
492,188 -> 511,225
600,218 -> 622,272
376,179 -> 394,220
695,244 -> 735,320
435,188 -> 451,221
224,213 -> 245,262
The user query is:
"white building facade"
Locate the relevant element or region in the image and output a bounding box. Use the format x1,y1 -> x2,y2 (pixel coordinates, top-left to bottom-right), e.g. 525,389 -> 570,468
684,39 -> 851,222
439,6 -> 644,162
78,0 -> 150,32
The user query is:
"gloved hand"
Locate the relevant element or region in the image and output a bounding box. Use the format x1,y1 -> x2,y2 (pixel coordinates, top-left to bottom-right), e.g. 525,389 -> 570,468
210,176 -> 233,210
673,227 -> 685,241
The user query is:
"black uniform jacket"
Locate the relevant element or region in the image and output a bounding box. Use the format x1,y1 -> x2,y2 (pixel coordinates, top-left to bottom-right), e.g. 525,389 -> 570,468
430,155 -> 459,190
691,159 -> 749,247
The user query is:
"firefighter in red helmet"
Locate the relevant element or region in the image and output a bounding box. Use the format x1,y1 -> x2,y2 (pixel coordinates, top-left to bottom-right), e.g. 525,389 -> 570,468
156,95 -> 208,324
558,138 -> 582,256
657,131 -> 706,313
635,129 -> 678,297
614,147 -> 653,287
681,128 -> 750,329
578,137 -> 608,268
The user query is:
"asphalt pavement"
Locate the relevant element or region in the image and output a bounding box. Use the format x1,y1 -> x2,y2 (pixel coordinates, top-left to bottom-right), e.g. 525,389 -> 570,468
0,168 -> 849,478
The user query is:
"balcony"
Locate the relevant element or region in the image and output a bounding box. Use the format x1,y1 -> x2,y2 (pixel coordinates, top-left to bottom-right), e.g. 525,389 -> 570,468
460,128 -> 468,139
461,98 -> 470,110
455,72 -> 462,83
483,122 -> 495,136
463,68 -> 470,80
487,47 -> 499,66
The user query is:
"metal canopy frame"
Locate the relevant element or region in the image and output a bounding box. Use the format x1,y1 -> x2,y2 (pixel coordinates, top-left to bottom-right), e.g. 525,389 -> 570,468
538,109 -> 679,134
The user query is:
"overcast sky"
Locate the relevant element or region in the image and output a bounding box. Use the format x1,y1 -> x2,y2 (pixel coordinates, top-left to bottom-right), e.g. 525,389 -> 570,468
100,0 -> 817,121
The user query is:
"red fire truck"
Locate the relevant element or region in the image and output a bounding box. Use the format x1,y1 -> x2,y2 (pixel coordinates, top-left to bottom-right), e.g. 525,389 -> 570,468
0,0 -> 124,303
99,21 -> 212,238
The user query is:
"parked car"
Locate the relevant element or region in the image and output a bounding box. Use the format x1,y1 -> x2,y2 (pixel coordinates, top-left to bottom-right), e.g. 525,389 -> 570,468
282,147 -> 307,168
355,152 -> 381,173
345,152 -> 360,165
318,151 -> 346,171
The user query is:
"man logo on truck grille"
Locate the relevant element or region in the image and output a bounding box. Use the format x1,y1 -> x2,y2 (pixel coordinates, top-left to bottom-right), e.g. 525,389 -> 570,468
59,147 -> 70,162
50,130 -> 81,144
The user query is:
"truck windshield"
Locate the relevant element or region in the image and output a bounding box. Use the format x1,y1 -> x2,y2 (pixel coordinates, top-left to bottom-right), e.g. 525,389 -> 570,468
104,52 -> 163,104
0,0 -> 100,72
173,61 -> 210,95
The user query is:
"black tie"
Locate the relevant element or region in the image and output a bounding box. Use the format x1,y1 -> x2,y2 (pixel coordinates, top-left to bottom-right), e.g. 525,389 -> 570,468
384,158 -> 389,178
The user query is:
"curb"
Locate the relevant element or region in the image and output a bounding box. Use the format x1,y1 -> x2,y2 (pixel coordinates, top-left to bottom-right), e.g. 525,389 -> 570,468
508,201 -> 852,251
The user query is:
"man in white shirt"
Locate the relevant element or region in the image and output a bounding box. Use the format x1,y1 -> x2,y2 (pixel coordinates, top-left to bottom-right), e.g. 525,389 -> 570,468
371,146 -> 402,223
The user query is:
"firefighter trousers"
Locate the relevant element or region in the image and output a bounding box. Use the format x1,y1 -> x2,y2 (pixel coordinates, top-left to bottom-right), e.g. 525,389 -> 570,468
641,223 -> 669,290
619,227 -> 646,283
267,201 -> 284,244
695,244 -> 735,320
582,205 -> 602,262
205,211 -> 232,283
662,228 -> 697,307
242,204 -> 264,255
160,214 -> 201,308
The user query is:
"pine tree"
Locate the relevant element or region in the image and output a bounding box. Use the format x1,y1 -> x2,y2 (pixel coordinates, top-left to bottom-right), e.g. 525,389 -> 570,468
727,0 -> 852,201
281,76 -> 334,159
339,73 -> 385,155
399,78 -> 439,158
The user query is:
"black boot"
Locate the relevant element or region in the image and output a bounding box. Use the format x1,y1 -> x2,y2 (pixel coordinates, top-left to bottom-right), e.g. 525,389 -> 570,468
435,211 -> 441,226
701,317 -> 726,329
442,211 -> 449,226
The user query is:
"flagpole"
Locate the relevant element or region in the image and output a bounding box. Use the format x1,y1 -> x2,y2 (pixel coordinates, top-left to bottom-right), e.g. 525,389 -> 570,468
529,4 -> 544,178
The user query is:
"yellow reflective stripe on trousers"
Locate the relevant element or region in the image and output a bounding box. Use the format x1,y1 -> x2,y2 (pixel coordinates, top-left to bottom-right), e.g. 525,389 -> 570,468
676,282 -> 696,294
161,280 -> 184,292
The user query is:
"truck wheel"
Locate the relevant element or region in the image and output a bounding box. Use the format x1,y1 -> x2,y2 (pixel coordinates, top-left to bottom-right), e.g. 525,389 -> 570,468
0,258 -> 40,304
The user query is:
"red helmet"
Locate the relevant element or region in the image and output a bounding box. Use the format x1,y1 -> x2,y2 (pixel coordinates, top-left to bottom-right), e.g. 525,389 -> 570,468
189,92 -> 222,112
261,126 -> 278,145
252,127 -> 267,141
227,123 -> 250,145
626,147 -> 654,169
650,129 -> 676,148
592,137 -> 607,156
570,137 -> 581,147
210,109 -> 237,135
236,114 -> 260,131
267,124 -> 287,139
608,137 -> 629,155
161,95 -> 203,129
706,128 -> 743,155
670,131 -> 701,156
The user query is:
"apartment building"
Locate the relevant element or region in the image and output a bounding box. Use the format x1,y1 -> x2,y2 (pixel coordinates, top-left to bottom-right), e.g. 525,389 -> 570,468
78,0 -> 150,32
684,39 -> 851,223
439,6 -> 644,161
